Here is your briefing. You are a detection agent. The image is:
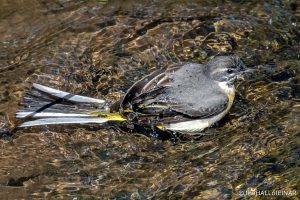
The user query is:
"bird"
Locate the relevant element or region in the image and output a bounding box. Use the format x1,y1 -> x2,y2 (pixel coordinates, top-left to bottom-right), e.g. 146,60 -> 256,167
16,55 -> 250,134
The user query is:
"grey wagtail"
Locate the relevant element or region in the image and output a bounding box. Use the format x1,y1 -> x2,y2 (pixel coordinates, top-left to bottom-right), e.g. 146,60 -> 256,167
16,56 -> 249,134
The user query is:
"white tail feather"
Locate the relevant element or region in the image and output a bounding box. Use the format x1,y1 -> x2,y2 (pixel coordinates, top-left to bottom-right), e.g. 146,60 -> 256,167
16,112 -> 91,118
17,83 -> 112,127
19,117 -> 108,127
32,83 -> 105,104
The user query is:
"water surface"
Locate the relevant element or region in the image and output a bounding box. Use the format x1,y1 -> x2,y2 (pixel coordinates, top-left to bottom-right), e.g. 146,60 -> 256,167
0,0 -> 299,199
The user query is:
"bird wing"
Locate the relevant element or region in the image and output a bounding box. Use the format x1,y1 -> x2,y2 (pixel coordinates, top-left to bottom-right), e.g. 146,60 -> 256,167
120,64 -> 229,124
168,93 -> 229,118
120,64 -> 181,112
133,91 -> 229,119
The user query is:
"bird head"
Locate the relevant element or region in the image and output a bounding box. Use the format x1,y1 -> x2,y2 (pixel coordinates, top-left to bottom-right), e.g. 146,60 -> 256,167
207,55 -> 248,85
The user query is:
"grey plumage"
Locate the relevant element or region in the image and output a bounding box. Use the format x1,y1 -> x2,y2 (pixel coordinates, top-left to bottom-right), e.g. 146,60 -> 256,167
154,63 -> 228,118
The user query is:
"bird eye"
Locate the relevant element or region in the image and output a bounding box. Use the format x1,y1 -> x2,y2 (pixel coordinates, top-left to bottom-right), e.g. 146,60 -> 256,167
227,69 -> 233,73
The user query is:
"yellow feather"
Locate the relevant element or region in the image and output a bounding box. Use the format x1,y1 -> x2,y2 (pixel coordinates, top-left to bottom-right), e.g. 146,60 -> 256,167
89,110 -> 126,121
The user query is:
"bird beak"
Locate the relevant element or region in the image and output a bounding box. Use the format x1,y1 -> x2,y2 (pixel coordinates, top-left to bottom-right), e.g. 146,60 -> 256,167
237,68 -> 256,81
243,68 -> 256,73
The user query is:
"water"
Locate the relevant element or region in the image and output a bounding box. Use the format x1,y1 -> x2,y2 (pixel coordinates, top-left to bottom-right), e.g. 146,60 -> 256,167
0,0 -> 299,199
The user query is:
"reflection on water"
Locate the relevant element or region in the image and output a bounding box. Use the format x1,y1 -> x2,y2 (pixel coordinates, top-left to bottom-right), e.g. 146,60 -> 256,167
0,0 -> 299,199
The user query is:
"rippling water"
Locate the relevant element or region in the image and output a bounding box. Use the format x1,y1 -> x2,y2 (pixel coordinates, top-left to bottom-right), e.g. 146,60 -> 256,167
0,0 -> 299,199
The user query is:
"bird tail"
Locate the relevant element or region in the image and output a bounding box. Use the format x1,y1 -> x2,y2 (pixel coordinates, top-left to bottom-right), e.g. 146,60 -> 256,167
16,83 -> 126,127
